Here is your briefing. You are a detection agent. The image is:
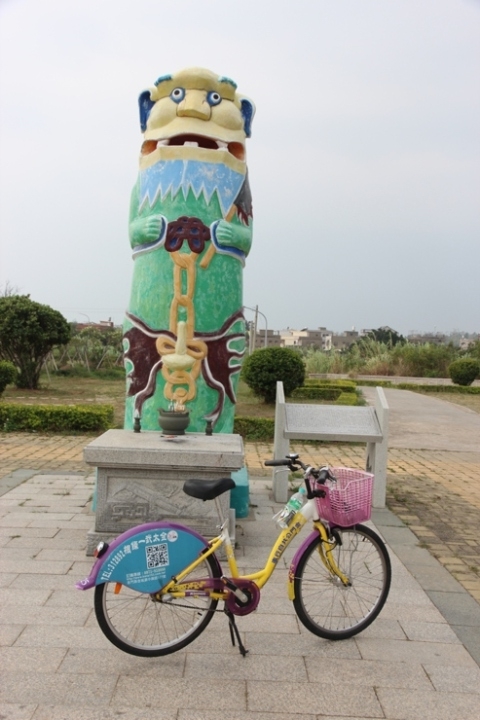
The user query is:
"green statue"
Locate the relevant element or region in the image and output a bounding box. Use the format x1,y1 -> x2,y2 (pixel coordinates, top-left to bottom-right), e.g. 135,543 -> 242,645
124,67 -> 255,433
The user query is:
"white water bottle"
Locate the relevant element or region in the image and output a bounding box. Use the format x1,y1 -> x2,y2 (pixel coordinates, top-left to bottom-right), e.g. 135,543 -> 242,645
273,487 -> 307,529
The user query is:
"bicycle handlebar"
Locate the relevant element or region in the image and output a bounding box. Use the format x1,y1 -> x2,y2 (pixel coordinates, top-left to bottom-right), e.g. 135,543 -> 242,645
264,454 -> 334,499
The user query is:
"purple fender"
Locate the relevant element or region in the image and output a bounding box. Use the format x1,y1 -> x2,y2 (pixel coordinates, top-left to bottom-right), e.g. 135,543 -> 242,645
76,521 -> 222,594
287,531 -> 319,600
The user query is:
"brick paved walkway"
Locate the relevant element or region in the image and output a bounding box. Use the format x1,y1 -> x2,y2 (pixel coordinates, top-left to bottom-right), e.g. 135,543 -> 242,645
1,432 -> 479,604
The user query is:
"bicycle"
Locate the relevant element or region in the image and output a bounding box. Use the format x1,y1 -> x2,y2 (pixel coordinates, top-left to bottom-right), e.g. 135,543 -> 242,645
77,453 -> 391,657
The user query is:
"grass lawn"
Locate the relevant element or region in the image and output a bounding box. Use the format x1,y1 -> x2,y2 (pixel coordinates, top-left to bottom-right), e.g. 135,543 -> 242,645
1,375 -> 276,428
417,392 -> 480,414
3,375 -> 478,431
2,373 -> 127,427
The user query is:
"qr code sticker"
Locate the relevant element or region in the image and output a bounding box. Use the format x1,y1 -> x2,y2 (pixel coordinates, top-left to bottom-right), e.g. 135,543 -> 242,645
146,543 -> 169,569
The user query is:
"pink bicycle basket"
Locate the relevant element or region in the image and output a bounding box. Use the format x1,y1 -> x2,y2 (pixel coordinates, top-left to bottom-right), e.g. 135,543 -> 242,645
315,468 -> 374,527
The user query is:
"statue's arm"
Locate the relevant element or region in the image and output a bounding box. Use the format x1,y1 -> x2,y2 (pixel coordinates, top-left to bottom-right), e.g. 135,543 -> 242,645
214,215 -> 253,257
128,184 -> 165,249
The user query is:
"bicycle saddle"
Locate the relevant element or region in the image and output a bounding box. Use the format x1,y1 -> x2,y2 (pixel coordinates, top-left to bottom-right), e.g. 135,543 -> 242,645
183,477 -> 236,501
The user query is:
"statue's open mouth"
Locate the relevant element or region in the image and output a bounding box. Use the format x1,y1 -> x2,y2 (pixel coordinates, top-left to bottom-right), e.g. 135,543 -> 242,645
141,134 -> 245,161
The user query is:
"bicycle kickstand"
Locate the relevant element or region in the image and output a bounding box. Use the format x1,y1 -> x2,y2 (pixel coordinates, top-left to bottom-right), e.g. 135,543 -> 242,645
224,608 -> 248,657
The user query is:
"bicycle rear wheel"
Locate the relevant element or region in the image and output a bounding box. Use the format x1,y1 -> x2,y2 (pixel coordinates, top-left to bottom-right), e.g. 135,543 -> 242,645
94,553 -> 221,656
293,524 -> 391,640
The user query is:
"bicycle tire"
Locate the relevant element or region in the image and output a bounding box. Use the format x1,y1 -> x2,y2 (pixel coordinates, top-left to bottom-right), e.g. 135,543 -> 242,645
293,524 -> 391,640
94,552 -> 221,657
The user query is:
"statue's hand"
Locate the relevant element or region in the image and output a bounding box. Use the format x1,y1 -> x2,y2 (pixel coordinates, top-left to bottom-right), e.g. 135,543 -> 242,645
214,219 -> 253,256
215,220 -> 235,246
129,214 -> 165,247
142,215 -> 164,240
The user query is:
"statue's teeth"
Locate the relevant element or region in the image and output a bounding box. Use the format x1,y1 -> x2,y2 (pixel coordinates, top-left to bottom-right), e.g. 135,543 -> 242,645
156,140 -> 169,147
216,140 -> 228,149
184,141 -> 199,147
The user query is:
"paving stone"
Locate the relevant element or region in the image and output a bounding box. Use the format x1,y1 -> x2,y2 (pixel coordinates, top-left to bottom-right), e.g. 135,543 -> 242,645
0,560 -> 73,575
0,572 -> 18,588
424,663 -> 480,694
246,680 -> 382,716
0,589 -> 52,606
355,637 -> 478,666
185,651 -> 308,681
376,687 -> 480,719
32,709 -> 177,720
304,656 -> 431,689
13,625 -> 111,649
0,604 -> 91,626
112,677 -> 247,710
0,624 -> 25,646
400,620 -> 461,643
58,647 -> 185,677
10,573 -> 79,591
179,713 -> 315,720
0,646 -> 67,672
0,672 -> 118,706
0,704 -> 37,720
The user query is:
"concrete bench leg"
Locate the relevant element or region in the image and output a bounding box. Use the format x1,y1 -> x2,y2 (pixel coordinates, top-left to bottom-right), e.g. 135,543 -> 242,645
273,381 -> 289,503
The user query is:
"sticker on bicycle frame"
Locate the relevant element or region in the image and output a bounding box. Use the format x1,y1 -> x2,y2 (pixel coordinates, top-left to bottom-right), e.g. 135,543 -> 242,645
96,526 -> 205,593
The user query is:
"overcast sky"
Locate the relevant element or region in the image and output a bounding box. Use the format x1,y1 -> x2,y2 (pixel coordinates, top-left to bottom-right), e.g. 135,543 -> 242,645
0,0 -> 479,336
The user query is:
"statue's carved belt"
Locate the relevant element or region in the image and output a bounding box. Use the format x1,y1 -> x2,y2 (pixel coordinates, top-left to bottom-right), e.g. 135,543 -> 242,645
165,216 -> 211,254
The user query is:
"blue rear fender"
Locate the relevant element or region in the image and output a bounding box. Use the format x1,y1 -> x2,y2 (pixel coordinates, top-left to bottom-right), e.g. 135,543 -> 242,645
76,522 -> 220,594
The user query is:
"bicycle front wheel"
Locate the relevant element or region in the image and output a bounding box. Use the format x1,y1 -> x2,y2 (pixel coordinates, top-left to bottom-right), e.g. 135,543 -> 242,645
94,553 -> 221,656
293,524 -> 391,640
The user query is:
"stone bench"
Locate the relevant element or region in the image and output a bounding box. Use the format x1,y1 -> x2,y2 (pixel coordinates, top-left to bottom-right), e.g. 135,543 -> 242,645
273,381 -> 389,507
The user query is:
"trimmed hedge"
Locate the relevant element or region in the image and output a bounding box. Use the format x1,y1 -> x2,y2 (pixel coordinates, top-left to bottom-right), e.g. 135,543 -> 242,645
336,392 -> 360,406
291,387 -> 342,401
305,379 -> 357,393
351,379 -> 480,394
0,404 -> 114,432
396,383 -> 480,394
233,416 -> 275,441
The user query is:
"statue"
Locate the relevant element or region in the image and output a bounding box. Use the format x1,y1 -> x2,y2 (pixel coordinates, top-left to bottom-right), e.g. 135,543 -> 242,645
124,67 -> 255,433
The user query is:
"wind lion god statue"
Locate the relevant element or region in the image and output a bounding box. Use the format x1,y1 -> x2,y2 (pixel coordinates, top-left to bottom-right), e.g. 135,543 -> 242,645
123,67 -> 255,433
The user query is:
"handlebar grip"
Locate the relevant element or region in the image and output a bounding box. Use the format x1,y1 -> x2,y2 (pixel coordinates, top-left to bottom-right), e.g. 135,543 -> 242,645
264,459 -> 291,467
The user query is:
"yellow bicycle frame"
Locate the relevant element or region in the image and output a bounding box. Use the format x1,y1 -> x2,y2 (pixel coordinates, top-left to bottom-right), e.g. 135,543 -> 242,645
157,508 -> 350,602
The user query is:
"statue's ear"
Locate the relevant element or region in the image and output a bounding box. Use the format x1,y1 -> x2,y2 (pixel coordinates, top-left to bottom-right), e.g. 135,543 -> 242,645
240,98 -> 255,138
138,90 -> 155,132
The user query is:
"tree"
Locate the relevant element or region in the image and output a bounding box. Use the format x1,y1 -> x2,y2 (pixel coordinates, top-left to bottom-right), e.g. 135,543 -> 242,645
0,360 -> 17,396
0,295 -> 71,389
365,327 -> 405,346
448,358 -> 480,387
242,347 -> 305,403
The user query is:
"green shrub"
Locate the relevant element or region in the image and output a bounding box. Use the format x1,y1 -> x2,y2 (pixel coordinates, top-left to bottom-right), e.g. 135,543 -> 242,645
305,379 -> 357,393
291,387 -> 342,401
0,361 -> 17,396
233,416 -> 275,441
448,358 -> 480,387
0,404 -> 114,432
242,347 -> 305,403
336,392 -> 360,406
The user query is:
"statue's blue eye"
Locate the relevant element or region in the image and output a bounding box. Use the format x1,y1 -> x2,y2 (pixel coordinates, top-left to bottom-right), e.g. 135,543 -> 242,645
207,91 -> 222,107
170,87 -> 185,103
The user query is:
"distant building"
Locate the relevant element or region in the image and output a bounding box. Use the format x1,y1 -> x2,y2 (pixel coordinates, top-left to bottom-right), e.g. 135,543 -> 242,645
253,329 -> 283,349
459,336 -> 477,351
280,328 -> 332,351
74,319 -> 116,331
407,332 -> 446,346
331,330 -> 360,351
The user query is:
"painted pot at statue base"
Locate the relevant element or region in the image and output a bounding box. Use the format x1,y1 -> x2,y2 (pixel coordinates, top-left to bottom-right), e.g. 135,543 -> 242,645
158,409 -> 190,436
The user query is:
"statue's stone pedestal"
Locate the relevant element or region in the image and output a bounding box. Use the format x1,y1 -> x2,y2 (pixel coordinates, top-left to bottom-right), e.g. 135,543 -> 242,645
84,430 -> 244,556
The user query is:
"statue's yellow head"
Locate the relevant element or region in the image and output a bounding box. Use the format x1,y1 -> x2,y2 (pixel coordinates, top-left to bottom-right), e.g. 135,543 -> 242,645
138,67 -> 255,167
